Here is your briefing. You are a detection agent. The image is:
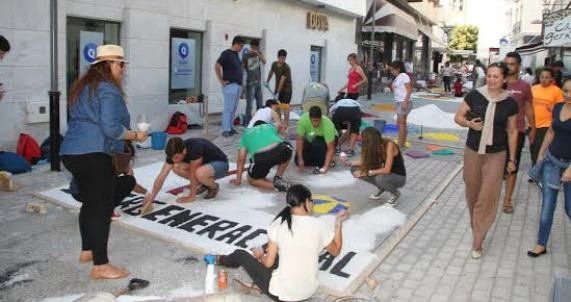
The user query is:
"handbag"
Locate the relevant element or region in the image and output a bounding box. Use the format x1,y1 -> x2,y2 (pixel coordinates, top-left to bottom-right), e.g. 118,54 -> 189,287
112,141 -> 135,175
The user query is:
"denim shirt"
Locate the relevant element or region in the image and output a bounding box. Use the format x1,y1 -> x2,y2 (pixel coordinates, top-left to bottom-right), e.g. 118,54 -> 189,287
60,82 -> 130,155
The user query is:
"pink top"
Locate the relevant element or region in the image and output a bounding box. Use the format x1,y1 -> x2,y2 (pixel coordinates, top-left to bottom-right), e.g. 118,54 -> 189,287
347,68 -> 362,93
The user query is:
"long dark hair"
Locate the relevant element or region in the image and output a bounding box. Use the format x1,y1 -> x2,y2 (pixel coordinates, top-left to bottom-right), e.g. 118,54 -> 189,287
360,127 -> 390,175
68,61 -> 124,106
274,184 -> 312,232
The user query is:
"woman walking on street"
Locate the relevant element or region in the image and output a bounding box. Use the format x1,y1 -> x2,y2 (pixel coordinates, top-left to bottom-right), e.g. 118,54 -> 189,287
60,45 -> 147,279
454,62 -> 519,259
441,62 -> 453,93
527,79 -> 571,257
389,61 -> 413,148
338,53 -> 367,100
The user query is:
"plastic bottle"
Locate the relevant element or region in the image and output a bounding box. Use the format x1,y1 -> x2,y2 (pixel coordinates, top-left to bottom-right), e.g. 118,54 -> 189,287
203,255 -> 217,295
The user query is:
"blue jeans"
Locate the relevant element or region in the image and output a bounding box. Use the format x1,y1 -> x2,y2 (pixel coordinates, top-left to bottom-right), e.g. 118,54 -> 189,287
206,160 -> 230,180
537,157 -> 571,246
245,83 -> 263,125
222,83 -> 241,132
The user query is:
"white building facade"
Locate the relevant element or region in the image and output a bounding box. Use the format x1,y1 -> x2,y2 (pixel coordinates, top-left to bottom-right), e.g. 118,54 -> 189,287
0,0 -> 365,149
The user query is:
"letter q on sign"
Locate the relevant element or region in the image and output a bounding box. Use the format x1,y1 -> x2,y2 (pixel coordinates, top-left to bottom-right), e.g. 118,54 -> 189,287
83,43 -> 98,63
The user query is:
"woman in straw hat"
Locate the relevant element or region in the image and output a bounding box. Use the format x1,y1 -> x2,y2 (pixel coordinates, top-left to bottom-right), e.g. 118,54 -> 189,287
61,45 -> 147,279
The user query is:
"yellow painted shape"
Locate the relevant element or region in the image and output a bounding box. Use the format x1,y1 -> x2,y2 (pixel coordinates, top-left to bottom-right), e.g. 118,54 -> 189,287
424,132 -> 460,142
371,103 -> 394,112
311,194 -> 351,214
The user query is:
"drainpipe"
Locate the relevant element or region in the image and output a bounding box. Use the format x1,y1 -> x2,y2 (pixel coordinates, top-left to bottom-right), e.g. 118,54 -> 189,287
49,0 -> 61,171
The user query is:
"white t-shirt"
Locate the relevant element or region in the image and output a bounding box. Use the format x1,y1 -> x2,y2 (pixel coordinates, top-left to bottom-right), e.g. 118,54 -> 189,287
391,73 -> 410,103
330,98 -> 361,113
267,215 -> 334,301
247,107 -> 274,128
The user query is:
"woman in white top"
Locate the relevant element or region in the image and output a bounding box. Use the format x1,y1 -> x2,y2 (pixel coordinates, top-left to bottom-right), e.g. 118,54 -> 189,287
213,184 -> 349,301
441,62 -> 453,92
389,61 -> 413,148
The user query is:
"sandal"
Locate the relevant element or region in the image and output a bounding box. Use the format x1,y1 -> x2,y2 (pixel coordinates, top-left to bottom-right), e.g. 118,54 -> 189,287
231,279 -> 262,296
503,204 -> 514,214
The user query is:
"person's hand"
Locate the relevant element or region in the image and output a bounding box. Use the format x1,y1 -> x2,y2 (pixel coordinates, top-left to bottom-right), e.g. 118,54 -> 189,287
506,161 -> 516,174
230,178 -> 241,186
367,169 -> 377,176
528,128 -> 537,144
251,247 -> 264,260
134,131 -> 148,143
336,209 -> 349,222
562,168 -> 571,182
467,118 -> 483,131
297,159 -> 305,172
219,79 -> 229,86
352,170 -> 364,178
176,194 -> 195,203
319,167 -> 328,174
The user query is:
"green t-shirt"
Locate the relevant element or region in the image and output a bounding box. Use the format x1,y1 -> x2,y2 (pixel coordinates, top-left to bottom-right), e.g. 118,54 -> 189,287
296,113 -> 337,143
271,62 -> 292,93
239,124 -> 284,156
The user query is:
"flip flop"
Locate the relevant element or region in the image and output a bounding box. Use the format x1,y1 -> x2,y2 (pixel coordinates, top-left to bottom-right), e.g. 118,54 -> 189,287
503,204 -> 514,214
231,279 -> 262,297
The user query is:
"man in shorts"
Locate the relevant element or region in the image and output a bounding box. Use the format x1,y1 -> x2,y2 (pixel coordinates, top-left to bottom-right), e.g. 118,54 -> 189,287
266,49 -> 292,127
247,99 -> 285,135
231,121 -> 292,192
330,98 -> 362,156
295,106 -> 337,174
142,137 -> 229,206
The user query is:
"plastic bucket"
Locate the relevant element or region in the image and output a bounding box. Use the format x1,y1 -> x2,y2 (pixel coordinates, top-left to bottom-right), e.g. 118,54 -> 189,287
384,124 -> 399,134
151,132 -> 167,150
373,119 -> 387,133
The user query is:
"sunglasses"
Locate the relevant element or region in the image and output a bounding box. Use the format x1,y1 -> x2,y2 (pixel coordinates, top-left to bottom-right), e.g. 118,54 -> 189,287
113,61 -> 125,69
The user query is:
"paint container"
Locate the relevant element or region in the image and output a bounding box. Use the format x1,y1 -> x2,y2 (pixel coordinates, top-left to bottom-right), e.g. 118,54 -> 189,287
151,132 -> 167,150
374,119 -> 387,133
217,270 -> 228,290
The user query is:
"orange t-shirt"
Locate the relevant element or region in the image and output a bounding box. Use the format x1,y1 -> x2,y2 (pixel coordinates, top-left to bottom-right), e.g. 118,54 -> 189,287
531,84 -> 564,128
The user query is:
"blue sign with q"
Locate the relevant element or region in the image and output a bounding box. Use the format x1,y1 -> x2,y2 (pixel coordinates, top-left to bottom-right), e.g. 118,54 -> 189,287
311,54 -> 316,64
83,43 -> 98,63
178,42 -> 189,59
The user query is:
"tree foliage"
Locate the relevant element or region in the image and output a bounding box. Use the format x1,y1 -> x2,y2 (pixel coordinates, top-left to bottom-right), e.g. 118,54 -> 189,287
449,25 -> 479,51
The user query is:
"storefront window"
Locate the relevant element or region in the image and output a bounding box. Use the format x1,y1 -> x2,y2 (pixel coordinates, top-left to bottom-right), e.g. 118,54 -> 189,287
310,46 -> 322,82
169,29 -> 203,104
66,17 -> 120,95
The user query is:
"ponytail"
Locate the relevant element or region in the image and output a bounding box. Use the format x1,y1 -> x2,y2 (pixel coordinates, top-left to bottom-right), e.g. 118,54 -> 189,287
273,184 -> 312,232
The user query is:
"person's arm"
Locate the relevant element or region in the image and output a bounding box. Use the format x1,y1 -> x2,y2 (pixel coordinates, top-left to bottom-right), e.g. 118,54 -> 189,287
321,141 -> 335,173
296,134 -> 305,171
454,101 -> 483,130
525,98 -> 536,144
142,163 -> 173,208
231,148 -> 247,186
370,142 -> 396,175
261,240 -> 278,268
176,157 -> 203,203
266,64 -> 274,83
537,127 -> 554,162
277,75 -> 287,94
354,66 -> 368,88
256,49 -> 267,65
506,115 -> 518,173
215,62 -> 227,86
325,210 -> 349,256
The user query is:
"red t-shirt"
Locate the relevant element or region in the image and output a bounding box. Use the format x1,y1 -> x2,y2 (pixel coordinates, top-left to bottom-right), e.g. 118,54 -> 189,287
453,81 -> 463,95
506,79 -> 532,132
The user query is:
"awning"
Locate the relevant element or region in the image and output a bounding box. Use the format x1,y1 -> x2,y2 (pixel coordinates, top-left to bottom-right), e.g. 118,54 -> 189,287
516,41 -> 546,55
362,13 -> 418,41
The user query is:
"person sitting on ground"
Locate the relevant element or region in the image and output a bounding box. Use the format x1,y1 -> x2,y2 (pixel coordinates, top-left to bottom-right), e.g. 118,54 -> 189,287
247,99 -> 285,134
208,184 -> 349,301
330,98 -> 362,156
231,121 -> 292,192
295,106 -> 337,174
141,137 -> 229,210
342,127 -> 406,205
454,76 -> 464,97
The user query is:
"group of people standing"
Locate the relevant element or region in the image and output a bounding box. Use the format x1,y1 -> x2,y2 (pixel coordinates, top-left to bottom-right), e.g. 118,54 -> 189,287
454,52 -> 570,259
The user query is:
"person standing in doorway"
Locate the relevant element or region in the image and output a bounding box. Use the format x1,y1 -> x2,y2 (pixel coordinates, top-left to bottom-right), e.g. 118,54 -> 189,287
502,52 -> 536,214
215,36 -> 245,137
243,39 -> 266,126
530,67 -> 564,166
337,53 -> 367,100
389,61 -> 412,148
266,49 -> 293,127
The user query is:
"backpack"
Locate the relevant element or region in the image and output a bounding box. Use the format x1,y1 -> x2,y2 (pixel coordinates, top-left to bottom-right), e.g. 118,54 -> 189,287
40,134 -> 64,162
0,151 -> 31,174
165,111 -> 188,135
16,133 -> 41,165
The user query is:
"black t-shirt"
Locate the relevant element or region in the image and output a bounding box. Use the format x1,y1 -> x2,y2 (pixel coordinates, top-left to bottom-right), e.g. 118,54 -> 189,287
549,103 -> 571,160
464,90 -> 519,153
217,49 -> 243,85
166,138 -> 228,164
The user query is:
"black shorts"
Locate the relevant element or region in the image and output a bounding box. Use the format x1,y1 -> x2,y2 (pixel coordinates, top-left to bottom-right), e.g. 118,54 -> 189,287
332,107 -> 361,134
505,132 -> 526,173
346,92 -> 359,100
248,142 -> 293,179
278,91 -> 292,104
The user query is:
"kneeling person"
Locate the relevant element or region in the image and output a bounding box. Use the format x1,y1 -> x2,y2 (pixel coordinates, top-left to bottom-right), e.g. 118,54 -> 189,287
331,98 -> 362,156
231,121 -> 292,192
143,137 -> 229,207
295,106 -> 337,174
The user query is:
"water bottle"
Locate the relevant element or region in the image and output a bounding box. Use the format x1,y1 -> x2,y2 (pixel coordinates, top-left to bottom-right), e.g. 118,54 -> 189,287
203,255 -> 217,295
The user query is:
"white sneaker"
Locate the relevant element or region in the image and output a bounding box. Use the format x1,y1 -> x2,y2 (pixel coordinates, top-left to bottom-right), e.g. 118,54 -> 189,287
386,192 -> 401,205
369,189 -> 385,200
471,250 -> 483,259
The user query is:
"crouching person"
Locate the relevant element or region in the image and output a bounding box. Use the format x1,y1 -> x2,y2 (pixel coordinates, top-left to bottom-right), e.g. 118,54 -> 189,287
295,106 -> 337,174
231,121 -> 292,192
208,184 -> 349,301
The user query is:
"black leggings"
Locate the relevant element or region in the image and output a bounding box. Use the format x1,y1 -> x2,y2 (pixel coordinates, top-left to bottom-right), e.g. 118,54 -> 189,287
71,175 -> 136,207
530,127 -> 549,166
294,136 -> 328,168
219,249 -> 280,301
62,153 -> 116,265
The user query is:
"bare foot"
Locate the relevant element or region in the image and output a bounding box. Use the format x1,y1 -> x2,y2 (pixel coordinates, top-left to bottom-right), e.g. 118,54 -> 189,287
531,245 -> 546,254
90,264 -> 129,280
79,251 -> 93,264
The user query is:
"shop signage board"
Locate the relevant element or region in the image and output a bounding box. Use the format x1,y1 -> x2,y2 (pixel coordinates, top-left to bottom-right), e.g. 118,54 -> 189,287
543,9 -> 571,47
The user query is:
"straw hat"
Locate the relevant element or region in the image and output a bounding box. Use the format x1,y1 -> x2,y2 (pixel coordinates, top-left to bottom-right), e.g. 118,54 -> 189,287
91,44 -> 127,65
